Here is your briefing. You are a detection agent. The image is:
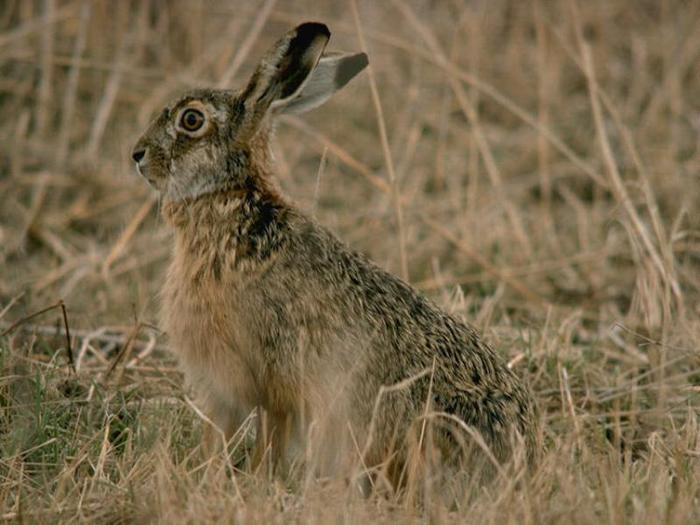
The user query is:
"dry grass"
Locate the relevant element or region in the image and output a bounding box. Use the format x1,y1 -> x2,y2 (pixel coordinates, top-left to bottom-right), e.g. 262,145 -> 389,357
1,0 -> 699,522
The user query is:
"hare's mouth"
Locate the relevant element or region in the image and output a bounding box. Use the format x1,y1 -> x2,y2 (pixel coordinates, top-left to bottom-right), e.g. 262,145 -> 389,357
135,163 -> 158,186
136,162 -> 148,179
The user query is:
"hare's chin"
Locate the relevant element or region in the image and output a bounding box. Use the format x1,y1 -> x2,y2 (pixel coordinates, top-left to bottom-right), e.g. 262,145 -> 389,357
136,164 -> 157,187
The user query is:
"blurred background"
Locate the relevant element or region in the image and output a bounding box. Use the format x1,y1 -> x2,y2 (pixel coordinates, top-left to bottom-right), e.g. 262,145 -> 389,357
0,0 -> 699,521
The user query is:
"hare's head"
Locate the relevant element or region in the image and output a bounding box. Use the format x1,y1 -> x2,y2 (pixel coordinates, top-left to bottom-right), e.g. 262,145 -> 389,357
131,22 -> 367,202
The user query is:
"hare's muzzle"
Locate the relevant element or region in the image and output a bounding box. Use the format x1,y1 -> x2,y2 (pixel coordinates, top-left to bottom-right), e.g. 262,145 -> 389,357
131,145 -> 154,183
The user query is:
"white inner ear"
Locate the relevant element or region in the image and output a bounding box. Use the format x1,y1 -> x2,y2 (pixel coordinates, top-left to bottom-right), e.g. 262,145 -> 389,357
271,52 -> 368,115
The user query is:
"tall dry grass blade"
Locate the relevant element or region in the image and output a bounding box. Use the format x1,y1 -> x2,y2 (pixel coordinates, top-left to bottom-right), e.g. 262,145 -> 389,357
597,94 -> 682,325
10,111 -> 30,181
35,0 -> 55,137
361,367 -> 432,463
55,1 -> 91,168
138,16 -> 246,123
450,77 -> 534,259
546,7 -> 682,318
421,411 -> 507,479
0,3 -> 75,50
390,2 -> 539,259
389,1 -> 608,189
0,299 -> 74,373
0,300 -> 63,338
101,196 -> 157,276
0,293 -> 25,321
216,0 -> 277,88
103,321 -> 142,383
420,213 -> 544,305
86,2 -> 131,159
534,1 -> 554,233
636,1 -> 700,134
182,395 -> 242,497
351,0 -> 409,281
576,32 -> 682,311
20,171 -> 50,246
58,300 -> 75,373
283,116 -> 391,193
311,146 -> 328,217
559,365 -> 582,450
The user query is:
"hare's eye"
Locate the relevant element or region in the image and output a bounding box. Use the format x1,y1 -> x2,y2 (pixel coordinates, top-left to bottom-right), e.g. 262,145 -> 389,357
180,109 -> 205,132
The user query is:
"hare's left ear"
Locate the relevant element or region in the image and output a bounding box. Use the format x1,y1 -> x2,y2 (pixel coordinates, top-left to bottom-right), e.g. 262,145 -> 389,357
272,51 -> 368,115
239,22 -> 330,132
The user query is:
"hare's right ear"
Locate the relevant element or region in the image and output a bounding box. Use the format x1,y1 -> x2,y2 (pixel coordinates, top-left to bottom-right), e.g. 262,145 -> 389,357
272,51 -> 368,115
238,22 -> 330,135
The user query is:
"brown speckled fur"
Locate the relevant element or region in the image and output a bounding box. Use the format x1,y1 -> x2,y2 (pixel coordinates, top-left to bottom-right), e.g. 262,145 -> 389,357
132,22 -> 539,484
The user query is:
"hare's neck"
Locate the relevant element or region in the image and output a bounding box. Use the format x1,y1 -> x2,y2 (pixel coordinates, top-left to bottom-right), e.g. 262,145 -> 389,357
164,188 -> 289,269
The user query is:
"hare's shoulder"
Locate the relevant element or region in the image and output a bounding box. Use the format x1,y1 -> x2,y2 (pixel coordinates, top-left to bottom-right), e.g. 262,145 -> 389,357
284,217 -> 452,326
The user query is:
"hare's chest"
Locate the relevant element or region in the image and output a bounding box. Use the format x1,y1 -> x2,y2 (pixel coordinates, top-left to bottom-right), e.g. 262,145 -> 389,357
161,269 -> 262,404
161,257 -> 242,360
164,283 -> 219,346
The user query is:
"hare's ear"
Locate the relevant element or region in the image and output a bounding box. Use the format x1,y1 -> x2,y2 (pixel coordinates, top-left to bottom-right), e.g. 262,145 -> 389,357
273,52 -> 368,115
239,22 -> 330,129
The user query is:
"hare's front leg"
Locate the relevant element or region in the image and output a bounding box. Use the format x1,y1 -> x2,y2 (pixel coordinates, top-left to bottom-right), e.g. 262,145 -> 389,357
251,409 -> 297,475
200,395 -> 251,459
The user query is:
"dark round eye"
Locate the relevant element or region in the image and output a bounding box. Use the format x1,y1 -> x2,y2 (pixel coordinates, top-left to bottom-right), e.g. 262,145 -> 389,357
180,108 -> 205,132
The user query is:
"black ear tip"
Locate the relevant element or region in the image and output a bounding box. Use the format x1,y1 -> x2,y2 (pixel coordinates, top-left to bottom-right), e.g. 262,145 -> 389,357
296,22 -> 330,41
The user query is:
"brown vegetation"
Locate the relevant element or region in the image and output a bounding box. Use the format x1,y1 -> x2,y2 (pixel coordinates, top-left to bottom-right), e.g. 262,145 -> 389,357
0,0 -> 699,522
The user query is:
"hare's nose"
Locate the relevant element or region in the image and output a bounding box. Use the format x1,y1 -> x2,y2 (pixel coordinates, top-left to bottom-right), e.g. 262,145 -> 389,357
132,148 -> 146,163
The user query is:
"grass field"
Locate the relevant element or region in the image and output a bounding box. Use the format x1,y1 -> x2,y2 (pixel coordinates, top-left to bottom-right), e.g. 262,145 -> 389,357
1,0 -> 699,522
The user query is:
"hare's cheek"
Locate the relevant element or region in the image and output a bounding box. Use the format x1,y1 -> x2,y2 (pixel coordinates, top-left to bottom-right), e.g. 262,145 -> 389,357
170,147 -> 211,179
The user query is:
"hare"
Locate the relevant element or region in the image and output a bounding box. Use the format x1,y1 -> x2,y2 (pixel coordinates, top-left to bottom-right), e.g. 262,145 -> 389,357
132,22 -> 538,485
